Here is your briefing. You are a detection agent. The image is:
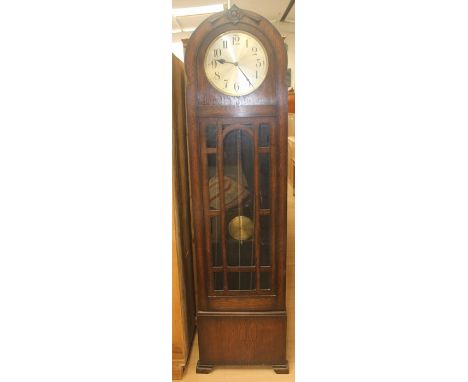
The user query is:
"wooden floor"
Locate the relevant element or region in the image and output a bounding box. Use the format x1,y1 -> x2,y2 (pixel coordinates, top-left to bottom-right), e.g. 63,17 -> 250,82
177,183 -> 295,381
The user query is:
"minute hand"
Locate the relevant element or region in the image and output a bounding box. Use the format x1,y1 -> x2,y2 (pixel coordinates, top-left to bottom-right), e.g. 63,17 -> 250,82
237,65 -> 254,88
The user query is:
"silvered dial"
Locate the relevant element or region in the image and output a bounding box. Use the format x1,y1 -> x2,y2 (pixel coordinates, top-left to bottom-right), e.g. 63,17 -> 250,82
204,31 -> 268,96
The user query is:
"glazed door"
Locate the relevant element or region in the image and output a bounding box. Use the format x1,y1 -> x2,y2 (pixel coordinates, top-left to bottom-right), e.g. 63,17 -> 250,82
200,117 -> 280,311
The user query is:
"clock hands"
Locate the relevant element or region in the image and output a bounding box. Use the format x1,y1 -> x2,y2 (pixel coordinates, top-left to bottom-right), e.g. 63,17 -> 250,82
237,65 -> 254,88
215,58 -> 236,66
215,59 -> 254,88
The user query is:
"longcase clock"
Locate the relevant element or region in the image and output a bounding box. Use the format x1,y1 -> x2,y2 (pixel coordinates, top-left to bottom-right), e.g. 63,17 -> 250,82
184,5 -> 289,374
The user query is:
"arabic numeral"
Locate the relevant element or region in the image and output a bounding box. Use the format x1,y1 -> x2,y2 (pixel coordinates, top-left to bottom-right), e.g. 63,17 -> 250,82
214,48 -> 222,57
233,82 -> 240,92
224,79 -> 228,88
252,47 -> 258,56
222,40 -> 228,49
256,58 -> 265,68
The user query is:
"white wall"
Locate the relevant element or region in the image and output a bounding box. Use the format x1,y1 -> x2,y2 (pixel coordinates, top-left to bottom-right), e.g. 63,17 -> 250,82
272,21 -> 295,89
172,41 -> 184,62
283,31 -> 296,89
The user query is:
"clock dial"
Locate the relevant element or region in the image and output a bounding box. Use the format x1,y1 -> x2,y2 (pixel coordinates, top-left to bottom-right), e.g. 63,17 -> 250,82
204,31 -> 268,96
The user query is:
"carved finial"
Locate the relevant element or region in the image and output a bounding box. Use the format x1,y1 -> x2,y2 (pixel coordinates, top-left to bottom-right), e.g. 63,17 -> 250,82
210,4 -> 262,25
226,4 -> 242,24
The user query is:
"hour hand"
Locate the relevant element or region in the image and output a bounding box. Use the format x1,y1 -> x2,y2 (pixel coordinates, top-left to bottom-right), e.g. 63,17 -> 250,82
215,58 -> 237,66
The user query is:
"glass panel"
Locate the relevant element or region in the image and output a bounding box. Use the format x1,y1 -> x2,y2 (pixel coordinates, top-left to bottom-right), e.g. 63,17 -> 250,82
213,272 -> 223,291
227,239 -> 255,266
223,129 -> 256,267
210,216 -> 222,266
258,123 -> 270,147
260,215 -> 270,266
223,129 -> 254,209
227,272 -> 256,291
260,272 -> 271,290
207,154 -> 219,210
206,124 -> 217,148
259,153 -> 270,208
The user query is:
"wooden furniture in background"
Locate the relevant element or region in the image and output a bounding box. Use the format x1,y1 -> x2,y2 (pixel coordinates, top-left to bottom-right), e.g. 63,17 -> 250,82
172,54 -> 196,380
288,113 -> 295,195
185,5 -> 289,374
288,89 -> 295,113
288,137 -> 295,196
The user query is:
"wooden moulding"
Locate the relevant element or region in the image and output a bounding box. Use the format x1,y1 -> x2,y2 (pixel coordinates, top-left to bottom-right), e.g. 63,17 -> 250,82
172,356 -> 185,379
196,312 -> 288,373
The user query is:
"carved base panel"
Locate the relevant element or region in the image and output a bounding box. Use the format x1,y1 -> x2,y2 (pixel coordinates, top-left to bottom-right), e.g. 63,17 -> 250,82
197,312 -> 288,373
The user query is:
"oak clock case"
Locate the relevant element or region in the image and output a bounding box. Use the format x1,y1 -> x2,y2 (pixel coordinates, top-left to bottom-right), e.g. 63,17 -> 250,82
184,5 -> 289,374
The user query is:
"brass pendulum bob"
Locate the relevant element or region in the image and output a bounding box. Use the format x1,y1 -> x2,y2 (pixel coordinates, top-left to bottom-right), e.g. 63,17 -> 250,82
228,215 -> 254,241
